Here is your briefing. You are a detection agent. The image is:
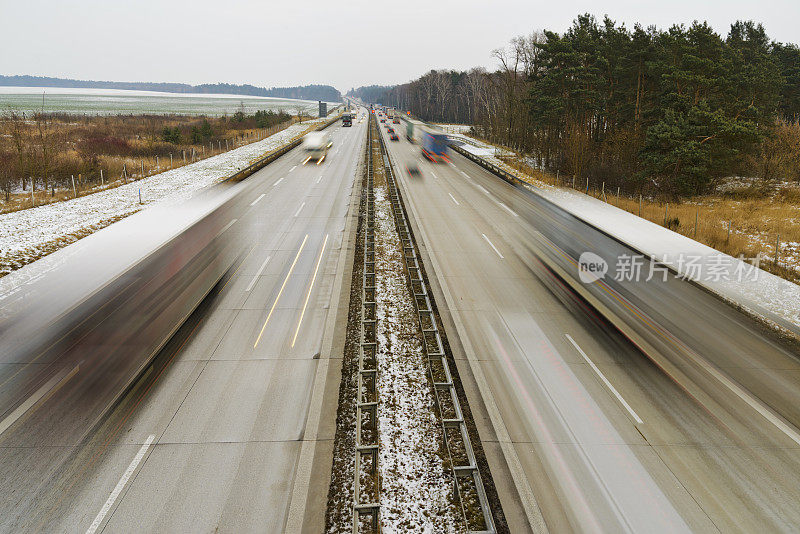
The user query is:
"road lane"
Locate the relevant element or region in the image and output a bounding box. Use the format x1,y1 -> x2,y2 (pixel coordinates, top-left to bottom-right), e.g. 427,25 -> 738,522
378,123 -> 800,533
0,114 -> 366,533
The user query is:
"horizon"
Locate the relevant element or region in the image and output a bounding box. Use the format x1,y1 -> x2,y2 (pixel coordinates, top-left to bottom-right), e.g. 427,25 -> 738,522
2,2 -> 800,92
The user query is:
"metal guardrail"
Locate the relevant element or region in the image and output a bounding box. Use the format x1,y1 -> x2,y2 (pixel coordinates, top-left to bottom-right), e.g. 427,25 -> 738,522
226,113 -> 344,183
379,127 -> 496,533
353,120 -> 380,533
447,141 -> 528,190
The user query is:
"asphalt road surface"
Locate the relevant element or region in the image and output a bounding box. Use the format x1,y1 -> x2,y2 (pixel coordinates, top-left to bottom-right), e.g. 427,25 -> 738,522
378,122 -> 800,533
0,115 -> 366,533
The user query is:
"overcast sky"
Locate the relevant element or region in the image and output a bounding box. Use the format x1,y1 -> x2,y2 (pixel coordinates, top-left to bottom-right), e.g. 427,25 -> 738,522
2,0 -> 799,93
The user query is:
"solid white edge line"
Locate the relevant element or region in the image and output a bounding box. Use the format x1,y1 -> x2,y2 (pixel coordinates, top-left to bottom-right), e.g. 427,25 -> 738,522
481,233 -> 504,259
565,334 -> 644,424
0,364 -> 79,437
214,218 -> 237,239
448,193 -> 460,206
294,202 -> 306,217
86,434 -> 155,534
245,255 -> 272,292
250,193 -> 266,206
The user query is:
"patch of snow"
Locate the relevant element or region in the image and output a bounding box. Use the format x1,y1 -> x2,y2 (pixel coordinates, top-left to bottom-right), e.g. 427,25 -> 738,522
373,179 -> 462,532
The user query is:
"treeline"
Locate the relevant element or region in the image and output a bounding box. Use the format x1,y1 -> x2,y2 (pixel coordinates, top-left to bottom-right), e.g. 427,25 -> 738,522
0,76 -> 343,102
370,15 -> 800,196
347,84 -> 397,104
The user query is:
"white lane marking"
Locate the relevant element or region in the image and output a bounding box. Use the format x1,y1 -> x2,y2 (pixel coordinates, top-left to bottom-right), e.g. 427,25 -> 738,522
430,171 -> 438,179
448,193 -> 460,206
255,235 -> 308,348
215,218 -> 237,239
316,175 -> 323,184
273,177 -> 284,186
86,434 -> 155,534
482,233 -> 504,259
245,255 -> 272,292
291,234 -> 329,347
294,202 -> 306,217
289,165 -> 297,172
250,193 -> 265,206
0,364 -> 79,437
499,201 -> 518,217
460,170 -> 470,178
476,184 -> 489,195
565,334 -> 643,424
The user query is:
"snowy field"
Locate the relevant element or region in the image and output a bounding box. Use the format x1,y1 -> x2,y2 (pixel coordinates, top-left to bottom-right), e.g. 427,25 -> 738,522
0,116 -> 330,282
448,132 -> 800,334
0,86 -> 337,116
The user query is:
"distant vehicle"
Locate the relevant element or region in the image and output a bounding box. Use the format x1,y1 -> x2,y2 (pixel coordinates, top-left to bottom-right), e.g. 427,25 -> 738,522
302,131 -> 332,164
393,118 -> 400,124
380,118 -> 386,123
390,132 -> 399,141
342,113 -> 352,127
406,163 -> 420,176
387,127 -> 394,133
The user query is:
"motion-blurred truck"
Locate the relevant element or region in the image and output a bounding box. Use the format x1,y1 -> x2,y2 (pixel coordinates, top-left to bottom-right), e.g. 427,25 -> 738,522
302,131 -> 332,164
342,113 -> 352,127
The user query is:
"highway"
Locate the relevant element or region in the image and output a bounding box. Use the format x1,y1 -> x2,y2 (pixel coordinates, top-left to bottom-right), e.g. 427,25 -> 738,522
377,120 -> 800,533
0,115 -> 366,533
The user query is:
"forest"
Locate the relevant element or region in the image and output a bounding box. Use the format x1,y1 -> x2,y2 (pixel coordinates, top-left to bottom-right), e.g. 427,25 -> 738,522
354,15 -> 800,197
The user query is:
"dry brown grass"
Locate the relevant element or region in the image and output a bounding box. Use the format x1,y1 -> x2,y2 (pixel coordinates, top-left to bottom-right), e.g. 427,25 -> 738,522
0,115 -> 297,214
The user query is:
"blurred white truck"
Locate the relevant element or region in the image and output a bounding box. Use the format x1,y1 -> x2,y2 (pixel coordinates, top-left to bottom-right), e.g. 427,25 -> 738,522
302,131 -> 332,164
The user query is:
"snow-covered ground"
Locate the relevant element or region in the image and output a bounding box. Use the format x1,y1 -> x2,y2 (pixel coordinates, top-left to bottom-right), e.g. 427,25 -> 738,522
374,174 -> 462,532
0,116 -> 329,278
435,124 -> 472,135
448,133 -> 800,334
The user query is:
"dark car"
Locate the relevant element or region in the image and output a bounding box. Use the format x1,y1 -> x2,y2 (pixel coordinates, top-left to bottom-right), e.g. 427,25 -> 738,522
390,133 -> 399,141
380,118 -> 386,123
387,127 -> 394,134
406,163 -> 420,175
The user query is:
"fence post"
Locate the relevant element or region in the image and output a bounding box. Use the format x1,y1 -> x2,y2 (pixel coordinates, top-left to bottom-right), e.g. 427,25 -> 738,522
776,234 -> 781,266
100,169 -> 104,185
639,194 -> 642,217
727,220 -> 732,242
664,203 -> 668,226
71,174 -> 77,198
694,209 -> 698,238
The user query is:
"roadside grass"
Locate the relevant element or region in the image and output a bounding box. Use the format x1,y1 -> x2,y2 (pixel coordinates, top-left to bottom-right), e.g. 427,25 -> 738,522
0,115 -> 298,214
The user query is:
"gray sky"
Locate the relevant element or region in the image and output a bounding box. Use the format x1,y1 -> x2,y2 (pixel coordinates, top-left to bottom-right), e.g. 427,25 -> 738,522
2,0 -> 799,93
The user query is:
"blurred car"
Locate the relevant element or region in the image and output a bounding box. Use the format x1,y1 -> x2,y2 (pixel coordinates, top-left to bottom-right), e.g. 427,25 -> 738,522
390,132 -> 399,141
406,163 -> 420,175
380,118 -> 386,123
393,118 -> 400,124
387,127 -> 395,133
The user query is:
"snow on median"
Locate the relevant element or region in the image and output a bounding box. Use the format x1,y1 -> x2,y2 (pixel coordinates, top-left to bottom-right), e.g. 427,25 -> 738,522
0,116 -> 328,281
373,172 -> 462,531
